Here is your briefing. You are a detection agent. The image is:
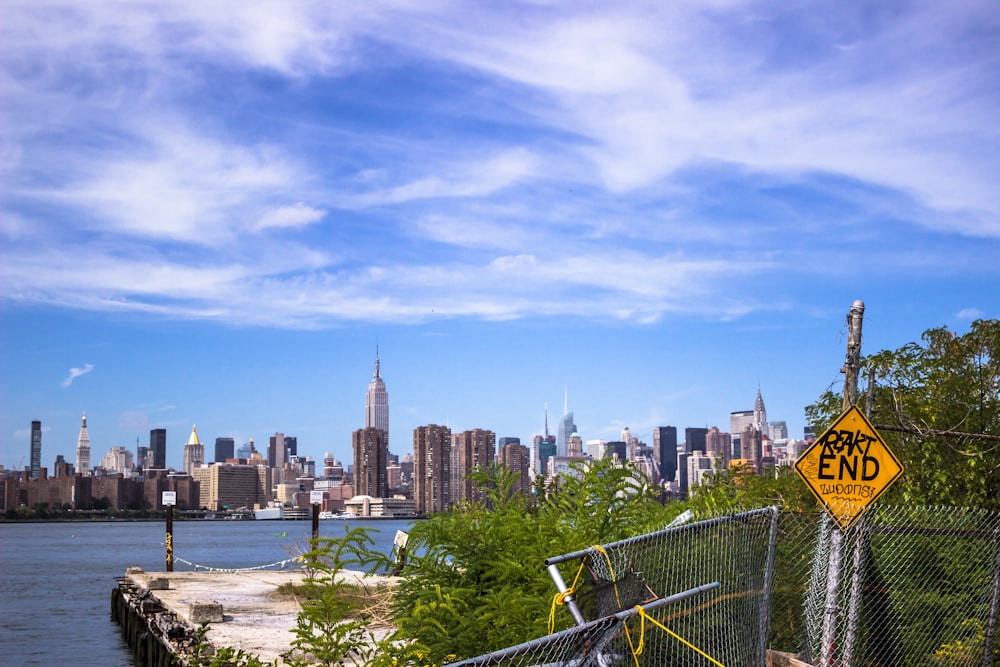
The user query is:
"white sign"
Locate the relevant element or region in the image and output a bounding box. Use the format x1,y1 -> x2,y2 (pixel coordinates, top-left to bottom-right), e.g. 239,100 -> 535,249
161,491 -> 177,506
310,490 -> 325,505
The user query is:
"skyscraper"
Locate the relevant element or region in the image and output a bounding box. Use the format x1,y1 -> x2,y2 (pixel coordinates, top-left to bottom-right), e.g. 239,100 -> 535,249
150,428 -> 167,469
365,347 -> 389,448
269,432 -> 287,469
413,424 -> 451,515
76,413 -> 91,477
730,410 -> 754,460
685,427 -> 708,454
215,437 -> 235,463
452,428 -> 496,504
557,390 -> 576,457
653,426 -> 678,485
753,385 -> 769,439
705,427 -> 731,468
183,425 -> 204,475
353,427 -> 389,498
498,439 -> 531,496
30,420 -> 41,479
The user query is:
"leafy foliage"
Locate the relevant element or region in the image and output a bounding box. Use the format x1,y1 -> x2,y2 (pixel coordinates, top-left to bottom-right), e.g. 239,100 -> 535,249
381,459 -> 683,664
282,526 -> 382,667
806,319 -> 1000,509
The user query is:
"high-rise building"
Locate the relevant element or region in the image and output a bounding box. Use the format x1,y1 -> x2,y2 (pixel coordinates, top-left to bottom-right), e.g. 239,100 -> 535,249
353,427 -> 389,498
236,439 -> 255,461
567,433 -> 584,458
452,429 -> 496,504
741,424 -> 763,469
705,427 -> 731,468
284,436 -> 297,458
498,440 -> 531,496
183,425 -> 204,475
76,413 -> 92,476
730,410 -> 754,459
769,421 -> 788,441
533,434 -> 557,476
653,426 -> 678,485
150,428 -> 167,469
100,446 -> 134,473
557,391 -> 577,457
215,437 -> 235,463
365,347 -> 389,449
753,386 -> 769,439
685,427 -> 708,454
413,424 -> 451,515
269,432 -> 287,469
136,445 -> 150,470
30,421 -> 42,480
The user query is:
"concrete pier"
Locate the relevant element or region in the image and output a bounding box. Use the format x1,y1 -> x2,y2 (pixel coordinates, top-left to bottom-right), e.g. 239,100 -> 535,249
113,568 -> 397,666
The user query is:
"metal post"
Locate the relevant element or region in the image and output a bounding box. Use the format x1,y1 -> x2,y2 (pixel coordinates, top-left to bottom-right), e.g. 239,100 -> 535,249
757,506 -> 781,667
165,505 -> 173,572
821,299 -> 865,666
842,515 -> 867,667
983,532 -> 1000,667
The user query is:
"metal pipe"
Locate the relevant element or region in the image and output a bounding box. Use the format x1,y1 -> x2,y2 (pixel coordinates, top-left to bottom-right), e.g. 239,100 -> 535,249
546,562 -> 587,626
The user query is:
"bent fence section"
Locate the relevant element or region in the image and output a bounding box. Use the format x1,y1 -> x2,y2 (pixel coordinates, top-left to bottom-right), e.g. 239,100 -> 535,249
449,505 -> 999,667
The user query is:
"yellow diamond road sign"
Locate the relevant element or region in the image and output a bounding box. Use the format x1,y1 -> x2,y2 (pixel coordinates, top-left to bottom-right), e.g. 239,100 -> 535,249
794,405 -> 903,531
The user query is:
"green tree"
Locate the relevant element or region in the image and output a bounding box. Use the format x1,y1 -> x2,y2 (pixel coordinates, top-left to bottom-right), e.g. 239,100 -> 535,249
805,319 -> 1000,509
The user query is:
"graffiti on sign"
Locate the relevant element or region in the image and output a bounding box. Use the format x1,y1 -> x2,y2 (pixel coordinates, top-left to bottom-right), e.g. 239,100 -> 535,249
794,405 -> 903,530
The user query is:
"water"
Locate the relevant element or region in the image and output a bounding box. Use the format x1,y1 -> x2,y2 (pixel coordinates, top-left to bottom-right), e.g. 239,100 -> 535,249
0,519 -> 411,666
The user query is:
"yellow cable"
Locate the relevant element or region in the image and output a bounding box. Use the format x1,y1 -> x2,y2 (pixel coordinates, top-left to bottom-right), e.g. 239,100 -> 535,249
548,558 -> 587,634
635,606 -> 727,667
592,544 -> 622,610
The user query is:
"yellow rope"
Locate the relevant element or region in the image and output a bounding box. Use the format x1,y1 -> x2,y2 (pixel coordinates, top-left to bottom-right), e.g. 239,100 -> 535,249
592,544 -> 622,610
632,605 -> 727,667
548,557 -> 587,634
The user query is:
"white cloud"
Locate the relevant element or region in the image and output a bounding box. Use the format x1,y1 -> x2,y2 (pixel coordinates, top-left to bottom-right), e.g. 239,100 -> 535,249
62,364 -> 94,388
956,308 -> 985,321
253,203 -> 327,232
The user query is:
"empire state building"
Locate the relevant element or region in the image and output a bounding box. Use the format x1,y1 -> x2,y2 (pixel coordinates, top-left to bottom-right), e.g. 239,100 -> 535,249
365,347 -> 389,446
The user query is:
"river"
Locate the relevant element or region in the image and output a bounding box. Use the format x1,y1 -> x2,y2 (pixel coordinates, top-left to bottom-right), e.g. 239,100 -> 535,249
0,518 -> 412,666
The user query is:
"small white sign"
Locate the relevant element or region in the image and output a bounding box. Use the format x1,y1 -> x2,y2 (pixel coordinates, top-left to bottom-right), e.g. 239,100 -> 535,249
310,490 -> 325,505
394,530 -> 409,550
161,491 -> 177,506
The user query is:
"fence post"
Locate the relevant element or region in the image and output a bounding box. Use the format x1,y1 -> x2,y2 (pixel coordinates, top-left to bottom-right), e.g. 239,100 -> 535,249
821,300 -> 865,667
984,530 -> 1000,667
757,506 -> 780,667
842,515 -> 868,667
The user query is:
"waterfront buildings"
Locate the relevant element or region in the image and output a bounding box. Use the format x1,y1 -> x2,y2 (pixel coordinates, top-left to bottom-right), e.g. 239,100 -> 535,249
76,413 -> 91,477
268,432 -> 288,470
191,464 -> 271,511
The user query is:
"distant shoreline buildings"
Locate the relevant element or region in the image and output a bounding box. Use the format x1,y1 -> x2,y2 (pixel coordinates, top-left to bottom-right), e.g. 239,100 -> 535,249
3,353 -> 808,516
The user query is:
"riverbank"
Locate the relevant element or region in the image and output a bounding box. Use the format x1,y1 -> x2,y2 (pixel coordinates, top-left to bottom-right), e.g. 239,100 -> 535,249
114,567 -> 400,665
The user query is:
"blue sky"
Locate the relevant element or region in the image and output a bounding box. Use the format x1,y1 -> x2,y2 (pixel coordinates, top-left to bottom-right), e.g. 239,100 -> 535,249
2,1 -> 998,472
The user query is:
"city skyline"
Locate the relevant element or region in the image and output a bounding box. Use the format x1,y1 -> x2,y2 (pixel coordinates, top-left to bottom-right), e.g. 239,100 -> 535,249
2,2 -> 997,471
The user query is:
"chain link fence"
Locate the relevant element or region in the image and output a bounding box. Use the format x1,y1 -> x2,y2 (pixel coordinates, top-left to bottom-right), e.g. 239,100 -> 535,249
447,504 -> 999,667
778,505 -> 1000,667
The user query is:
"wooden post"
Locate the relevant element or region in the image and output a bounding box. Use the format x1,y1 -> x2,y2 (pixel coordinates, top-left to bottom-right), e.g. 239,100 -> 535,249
821,299 -> 865,666
312,503 -> 320,542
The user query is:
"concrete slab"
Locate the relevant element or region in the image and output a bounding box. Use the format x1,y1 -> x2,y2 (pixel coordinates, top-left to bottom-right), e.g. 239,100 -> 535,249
127,569 -> 398,665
